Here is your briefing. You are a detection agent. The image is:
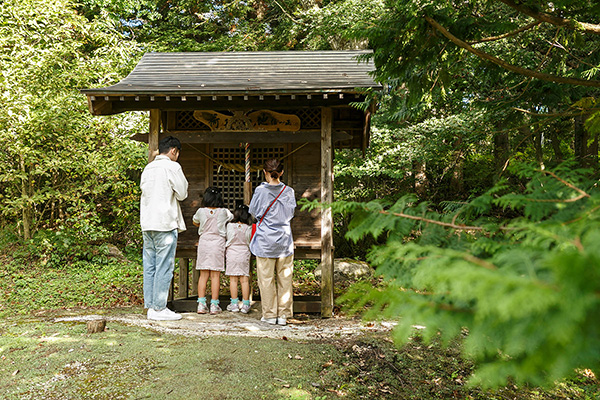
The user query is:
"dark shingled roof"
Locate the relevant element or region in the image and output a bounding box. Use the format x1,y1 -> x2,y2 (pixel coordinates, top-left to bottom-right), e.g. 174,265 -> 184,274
81,50 -> 380,95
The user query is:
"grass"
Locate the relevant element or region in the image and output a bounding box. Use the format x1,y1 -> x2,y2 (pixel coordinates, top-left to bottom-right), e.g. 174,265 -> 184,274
1,235 -> 599,399
1,315 -> 599,400
0,256 -> 144,318
0,316 -> 338,400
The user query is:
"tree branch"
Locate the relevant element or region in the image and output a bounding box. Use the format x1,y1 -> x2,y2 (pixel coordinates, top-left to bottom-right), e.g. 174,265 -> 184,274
424,16 -> 600,88
378,208 -> 486,231
496,0 -> 600,35
468,21 -> 541,44
375,208 -> 514,232
538,170 -> 591,198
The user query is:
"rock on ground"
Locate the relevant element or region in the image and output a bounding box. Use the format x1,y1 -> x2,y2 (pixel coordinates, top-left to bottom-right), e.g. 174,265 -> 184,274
314,258 -> 373,282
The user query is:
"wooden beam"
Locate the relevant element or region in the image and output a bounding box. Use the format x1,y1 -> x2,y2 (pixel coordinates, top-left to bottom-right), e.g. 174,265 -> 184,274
102,96 -> 362,115
131,130 -> 352,144
320,107 -> 334,318
88,97 -> 112,115
148,109 -> 160,162
169,295 -> 321,313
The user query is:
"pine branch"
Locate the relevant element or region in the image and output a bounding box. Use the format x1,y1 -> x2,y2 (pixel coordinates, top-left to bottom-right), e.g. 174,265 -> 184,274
563,205 -> 600,225
424,16 -> 600,88
462,254 -> 498,270
377,208 -> 486,231
525,193 -> 588,203
538,170 -> 591,198
496,0 -> 600,35
375,208 -> 513,232
468,21 -> 542,44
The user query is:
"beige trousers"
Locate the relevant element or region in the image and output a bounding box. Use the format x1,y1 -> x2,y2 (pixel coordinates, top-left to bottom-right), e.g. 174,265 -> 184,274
256,255 -> 294,319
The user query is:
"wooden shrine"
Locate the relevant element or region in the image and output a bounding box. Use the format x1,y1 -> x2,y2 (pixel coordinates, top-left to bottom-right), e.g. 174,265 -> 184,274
81,50 -> 381,316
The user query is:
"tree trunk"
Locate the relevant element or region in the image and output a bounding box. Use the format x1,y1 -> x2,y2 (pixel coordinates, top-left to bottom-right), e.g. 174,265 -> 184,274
549,129 -> 564,163
19,154 -> 32,240
572,114 -> 598,167
493,130 -> 510,181
451,137 -> 464,194
574,115 -> 586,166
413,160 -> 427,198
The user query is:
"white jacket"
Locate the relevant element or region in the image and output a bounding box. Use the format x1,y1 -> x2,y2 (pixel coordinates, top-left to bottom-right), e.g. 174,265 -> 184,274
140,155 -> 188,232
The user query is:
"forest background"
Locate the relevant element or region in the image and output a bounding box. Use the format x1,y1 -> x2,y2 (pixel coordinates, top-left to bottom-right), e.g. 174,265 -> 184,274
1,0 -> 600,389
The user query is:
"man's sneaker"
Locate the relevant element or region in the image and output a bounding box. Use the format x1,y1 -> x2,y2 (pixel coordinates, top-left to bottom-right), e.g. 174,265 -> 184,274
227,302 -> 239,312
276,316 -> 287,326
197,302 -> 209,314
210,303 -> 222,315
240,303 -> 251,314
260,316 -> 277,325
147,308 -> 182,321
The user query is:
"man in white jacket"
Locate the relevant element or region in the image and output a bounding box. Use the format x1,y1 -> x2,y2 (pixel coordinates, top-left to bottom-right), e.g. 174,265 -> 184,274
140,136 -> 188,320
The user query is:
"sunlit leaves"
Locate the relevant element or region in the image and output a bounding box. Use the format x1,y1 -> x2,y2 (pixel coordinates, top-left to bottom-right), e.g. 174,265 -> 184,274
0,0 -> 146,244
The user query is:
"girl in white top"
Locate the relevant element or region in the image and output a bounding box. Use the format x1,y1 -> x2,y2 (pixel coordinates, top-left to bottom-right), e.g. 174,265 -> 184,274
192,186 -> 233,315
225,204 -> 253,314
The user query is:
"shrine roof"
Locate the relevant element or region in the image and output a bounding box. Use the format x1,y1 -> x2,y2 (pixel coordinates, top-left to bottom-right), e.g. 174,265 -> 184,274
81,50 -> 380,96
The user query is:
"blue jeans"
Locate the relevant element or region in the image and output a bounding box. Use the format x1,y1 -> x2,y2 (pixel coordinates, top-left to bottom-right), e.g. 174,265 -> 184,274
143,229 -> 178,310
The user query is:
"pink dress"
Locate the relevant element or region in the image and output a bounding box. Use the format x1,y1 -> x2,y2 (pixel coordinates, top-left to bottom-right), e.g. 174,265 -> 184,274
194,208 -> 231,271
225,223 -> 251,276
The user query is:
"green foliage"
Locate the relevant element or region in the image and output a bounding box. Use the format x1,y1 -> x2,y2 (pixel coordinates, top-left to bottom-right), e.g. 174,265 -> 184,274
0,231 -> 143,317
0,0 -> 147,245
338,164 -> 600,387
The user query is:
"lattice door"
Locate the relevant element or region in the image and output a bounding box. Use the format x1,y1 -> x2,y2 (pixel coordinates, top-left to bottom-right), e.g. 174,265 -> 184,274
211,145 -> 285,209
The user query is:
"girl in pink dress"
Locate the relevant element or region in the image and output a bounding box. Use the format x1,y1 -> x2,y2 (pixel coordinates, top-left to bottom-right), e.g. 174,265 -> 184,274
193,187 -> 233,314
225,204 -> 253,314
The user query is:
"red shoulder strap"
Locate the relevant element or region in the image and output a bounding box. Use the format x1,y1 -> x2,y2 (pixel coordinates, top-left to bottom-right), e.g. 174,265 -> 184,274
257,185 -> 287,227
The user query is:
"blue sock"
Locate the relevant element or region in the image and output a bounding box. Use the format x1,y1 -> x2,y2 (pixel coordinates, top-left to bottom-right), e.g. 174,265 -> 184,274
198,297 -> 206,304
211,299 -> 220,305
242,300 -> 250,306
230,298 -> 239,304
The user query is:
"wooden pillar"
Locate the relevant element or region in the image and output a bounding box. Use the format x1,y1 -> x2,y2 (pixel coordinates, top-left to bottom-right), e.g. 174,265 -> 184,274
244,182 -> 252,205
178,258 -> 189,298
191,260 -> 200,297
148,109 -> 160,162
320,107 -> 334,318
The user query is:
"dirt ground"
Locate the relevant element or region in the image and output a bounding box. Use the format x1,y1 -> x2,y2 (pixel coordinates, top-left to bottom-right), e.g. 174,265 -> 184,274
54,305 -> 396,341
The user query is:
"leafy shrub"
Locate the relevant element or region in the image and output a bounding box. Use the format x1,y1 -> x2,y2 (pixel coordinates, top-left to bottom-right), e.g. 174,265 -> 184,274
335,162 -> 600,387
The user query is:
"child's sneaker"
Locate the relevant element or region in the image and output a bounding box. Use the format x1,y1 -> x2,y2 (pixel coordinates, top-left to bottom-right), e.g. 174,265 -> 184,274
197,302 -> 209,314
240,303 -> 251,314
210,303 -> 222,314
227,302 -> 239,312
